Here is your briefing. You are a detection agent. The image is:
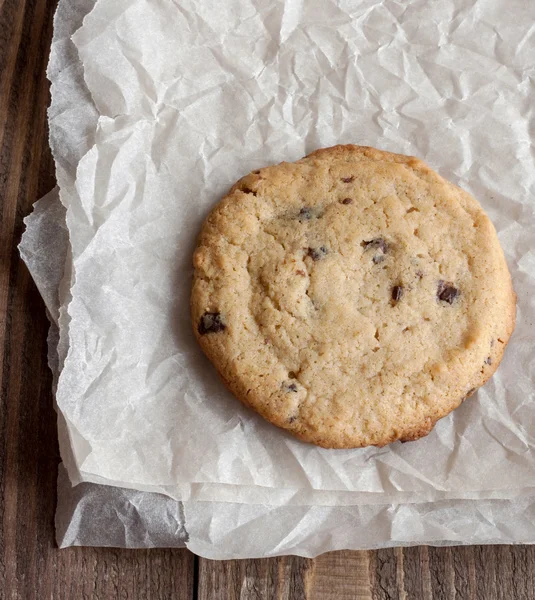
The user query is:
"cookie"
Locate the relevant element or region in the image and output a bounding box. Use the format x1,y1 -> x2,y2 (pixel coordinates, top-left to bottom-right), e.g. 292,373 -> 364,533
191,145 -> 516,449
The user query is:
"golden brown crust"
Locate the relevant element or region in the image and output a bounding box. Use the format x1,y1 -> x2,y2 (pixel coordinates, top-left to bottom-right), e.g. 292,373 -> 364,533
191,144 -> 516,449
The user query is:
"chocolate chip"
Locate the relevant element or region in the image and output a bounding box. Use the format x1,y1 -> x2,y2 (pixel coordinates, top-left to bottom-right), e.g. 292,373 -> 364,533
307,246 -> 328,261
362,237 -> 388,253
362,237 -> 388,263
437,280 -> 459,304
341,198 -> 353,205
198,312 -> 226,334
341,176 -> 354,183
392,285 -> 403,302
282,382 -> 298,393
298,207 -> 313,220
485,356 -> 492,365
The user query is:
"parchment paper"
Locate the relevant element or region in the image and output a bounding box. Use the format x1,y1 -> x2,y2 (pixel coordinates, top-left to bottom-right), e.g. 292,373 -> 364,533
21,0 -> 535,558
182,496 -> 535,559
52,0 -> 535,502
22,188 -> 535,555
21,2 -> 533,551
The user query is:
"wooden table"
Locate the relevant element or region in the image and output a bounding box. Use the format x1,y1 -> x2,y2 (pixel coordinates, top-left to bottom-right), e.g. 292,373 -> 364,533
1,2 -> 534,599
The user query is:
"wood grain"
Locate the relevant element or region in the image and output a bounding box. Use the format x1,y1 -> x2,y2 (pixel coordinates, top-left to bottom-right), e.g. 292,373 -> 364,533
1,2 -> 534,599
199,547 -> 535,600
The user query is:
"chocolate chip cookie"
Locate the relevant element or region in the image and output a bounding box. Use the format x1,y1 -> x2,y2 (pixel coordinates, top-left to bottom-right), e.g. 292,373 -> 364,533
191,145 -> 516,449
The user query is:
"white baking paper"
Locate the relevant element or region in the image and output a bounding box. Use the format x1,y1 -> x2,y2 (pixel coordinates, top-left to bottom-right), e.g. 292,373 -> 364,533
55,464 -> 188,548
19,0 -> 535,555
19,188 -> 68,326
22,187 -> 535,554
46,0 -> 102,487
183,498 -> 535,559
50,0 -> 535,502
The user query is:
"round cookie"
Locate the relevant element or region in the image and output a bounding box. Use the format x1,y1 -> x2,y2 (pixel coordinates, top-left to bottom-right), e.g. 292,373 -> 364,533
191,145 -> 516,449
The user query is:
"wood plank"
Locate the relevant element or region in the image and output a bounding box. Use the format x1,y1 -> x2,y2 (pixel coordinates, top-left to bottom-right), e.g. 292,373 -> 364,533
368,547 -> 405,599
198,553 -> 374,600
197,555 -> 314,600
198,546 -> 535,600
48,547 -> 195,600
401,546 -> 434,599
310,551 -> 372,600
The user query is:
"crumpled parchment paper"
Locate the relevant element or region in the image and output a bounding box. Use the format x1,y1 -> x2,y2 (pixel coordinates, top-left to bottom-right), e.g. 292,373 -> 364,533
54,0 -> 535,501
19,0 -> 535,556
23,187 -> 535,555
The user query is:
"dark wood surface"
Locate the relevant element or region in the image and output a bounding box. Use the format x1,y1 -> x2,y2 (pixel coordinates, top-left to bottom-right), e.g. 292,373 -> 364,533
1,2 -> 534,599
